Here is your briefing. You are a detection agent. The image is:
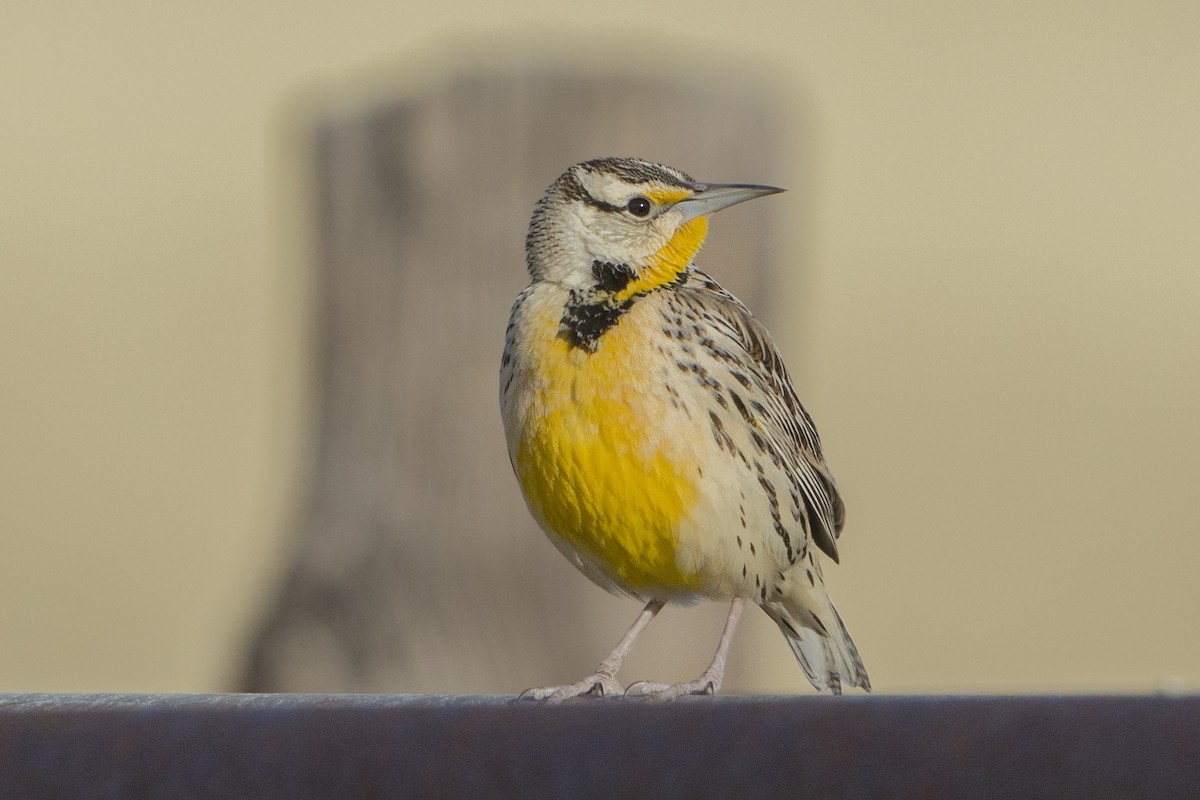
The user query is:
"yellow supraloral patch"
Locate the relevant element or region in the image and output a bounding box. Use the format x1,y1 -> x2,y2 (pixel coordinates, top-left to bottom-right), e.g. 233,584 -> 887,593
643,187 -> 692,206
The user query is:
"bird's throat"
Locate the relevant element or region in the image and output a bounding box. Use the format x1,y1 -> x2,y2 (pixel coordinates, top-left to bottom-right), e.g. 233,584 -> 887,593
615,216 -> 709,302
558,217 -> 709,352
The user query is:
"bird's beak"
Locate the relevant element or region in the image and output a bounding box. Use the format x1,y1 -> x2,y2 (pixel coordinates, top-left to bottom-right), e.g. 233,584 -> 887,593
675,182 -> 784,224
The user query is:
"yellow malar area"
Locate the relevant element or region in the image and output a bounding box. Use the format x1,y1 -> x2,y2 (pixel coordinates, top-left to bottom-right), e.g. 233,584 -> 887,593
516,314 -> 704,594
615,216 -> 709,302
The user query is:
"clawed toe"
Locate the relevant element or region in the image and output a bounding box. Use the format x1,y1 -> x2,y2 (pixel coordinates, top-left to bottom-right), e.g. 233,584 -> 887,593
625,676 -> 720,700
518,672 -> 625,703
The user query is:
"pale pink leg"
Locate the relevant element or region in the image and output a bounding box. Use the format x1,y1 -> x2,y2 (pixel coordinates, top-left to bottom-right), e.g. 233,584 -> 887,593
627,597 -> 745,699
521,599 -> 665,703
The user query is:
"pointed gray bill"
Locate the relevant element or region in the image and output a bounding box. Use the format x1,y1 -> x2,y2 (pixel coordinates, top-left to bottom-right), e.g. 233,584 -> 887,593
675,182 -> 784,223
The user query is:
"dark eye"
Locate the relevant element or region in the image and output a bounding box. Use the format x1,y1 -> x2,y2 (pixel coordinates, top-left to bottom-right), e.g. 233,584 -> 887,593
626,196 -> 652,217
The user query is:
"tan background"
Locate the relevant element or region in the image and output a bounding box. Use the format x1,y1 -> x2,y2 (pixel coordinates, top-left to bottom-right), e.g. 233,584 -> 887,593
2,1 -> 1198,694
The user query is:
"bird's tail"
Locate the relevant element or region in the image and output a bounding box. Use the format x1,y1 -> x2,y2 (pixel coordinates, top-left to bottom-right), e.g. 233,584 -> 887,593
763,583 -> 870,694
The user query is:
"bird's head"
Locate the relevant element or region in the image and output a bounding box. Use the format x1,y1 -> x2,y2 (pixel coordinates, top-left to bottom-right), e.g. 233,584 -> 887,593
525,157 -> 782,298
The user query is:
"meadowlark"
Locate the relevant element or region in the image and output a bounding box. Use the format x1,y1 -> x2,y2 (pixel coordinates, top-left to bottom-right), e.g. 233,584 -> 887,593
500,157 -> 869,701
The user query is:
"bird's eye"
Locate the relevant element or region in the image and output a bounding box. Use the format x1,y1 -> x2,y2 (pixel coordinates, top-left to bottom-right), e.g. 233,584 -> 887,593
626,196 -> 652,217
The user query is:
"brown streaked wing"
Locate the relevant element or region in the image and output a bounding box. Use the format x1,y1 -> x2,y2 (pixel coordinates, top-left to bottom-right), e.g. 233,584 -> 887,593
680,269 -> 846,561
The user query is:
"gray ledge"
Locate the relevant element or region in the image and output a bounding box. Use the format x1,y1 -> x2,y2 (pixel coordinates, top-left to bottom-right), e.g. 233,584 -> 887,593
2,693 -> 1198,798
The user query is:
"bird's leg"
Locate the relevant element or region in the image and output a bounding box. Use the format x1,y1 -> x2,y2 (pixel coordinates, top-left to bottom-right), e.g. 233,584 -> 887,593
520,599 -> 664,703
627,597 -> 745,700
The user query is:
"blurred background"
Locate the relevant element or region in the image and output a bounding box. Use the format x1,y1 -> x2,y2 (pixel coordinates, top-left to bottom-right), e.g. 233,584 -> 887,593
2,1 -> 1198,695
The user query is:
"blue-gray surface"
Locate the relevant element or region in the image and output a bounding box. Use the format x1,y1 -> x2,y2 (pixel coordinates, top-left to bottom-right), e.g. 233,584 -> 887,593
2,693 -> 1198,799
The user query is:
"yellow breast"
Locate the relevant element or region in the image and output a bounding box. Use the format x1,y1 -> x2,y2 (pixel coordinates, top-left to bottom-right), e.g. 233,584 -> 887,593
513,301 -> 705,594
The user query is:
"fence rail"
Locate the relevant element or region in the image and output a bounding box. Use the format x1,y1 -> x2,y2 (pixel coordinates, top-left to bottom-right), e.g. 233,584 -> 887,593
3,693 -> 1198,798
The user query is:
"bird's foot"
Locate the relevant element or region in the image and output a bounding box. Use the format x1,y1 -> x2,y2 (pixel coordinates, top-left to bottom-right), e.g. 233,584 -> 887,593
625,672 -> 723,700
518,671 -> 625,704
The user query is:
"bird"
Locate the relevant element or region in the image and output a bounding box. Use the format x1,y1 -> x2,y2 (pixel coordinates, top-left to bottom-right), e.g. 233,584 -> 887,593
500,157 -> 869,701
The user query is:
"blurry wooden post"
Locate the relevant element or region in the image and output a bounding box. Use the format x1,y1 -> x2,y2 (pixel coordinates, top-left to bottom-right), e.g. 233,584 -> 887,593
241,70 -> 781,692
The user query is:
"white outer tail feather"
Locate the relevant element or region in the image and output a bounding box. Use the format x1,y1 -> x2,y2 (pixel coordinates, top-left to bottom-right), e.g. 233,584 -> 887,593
766,594 -> 870,695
